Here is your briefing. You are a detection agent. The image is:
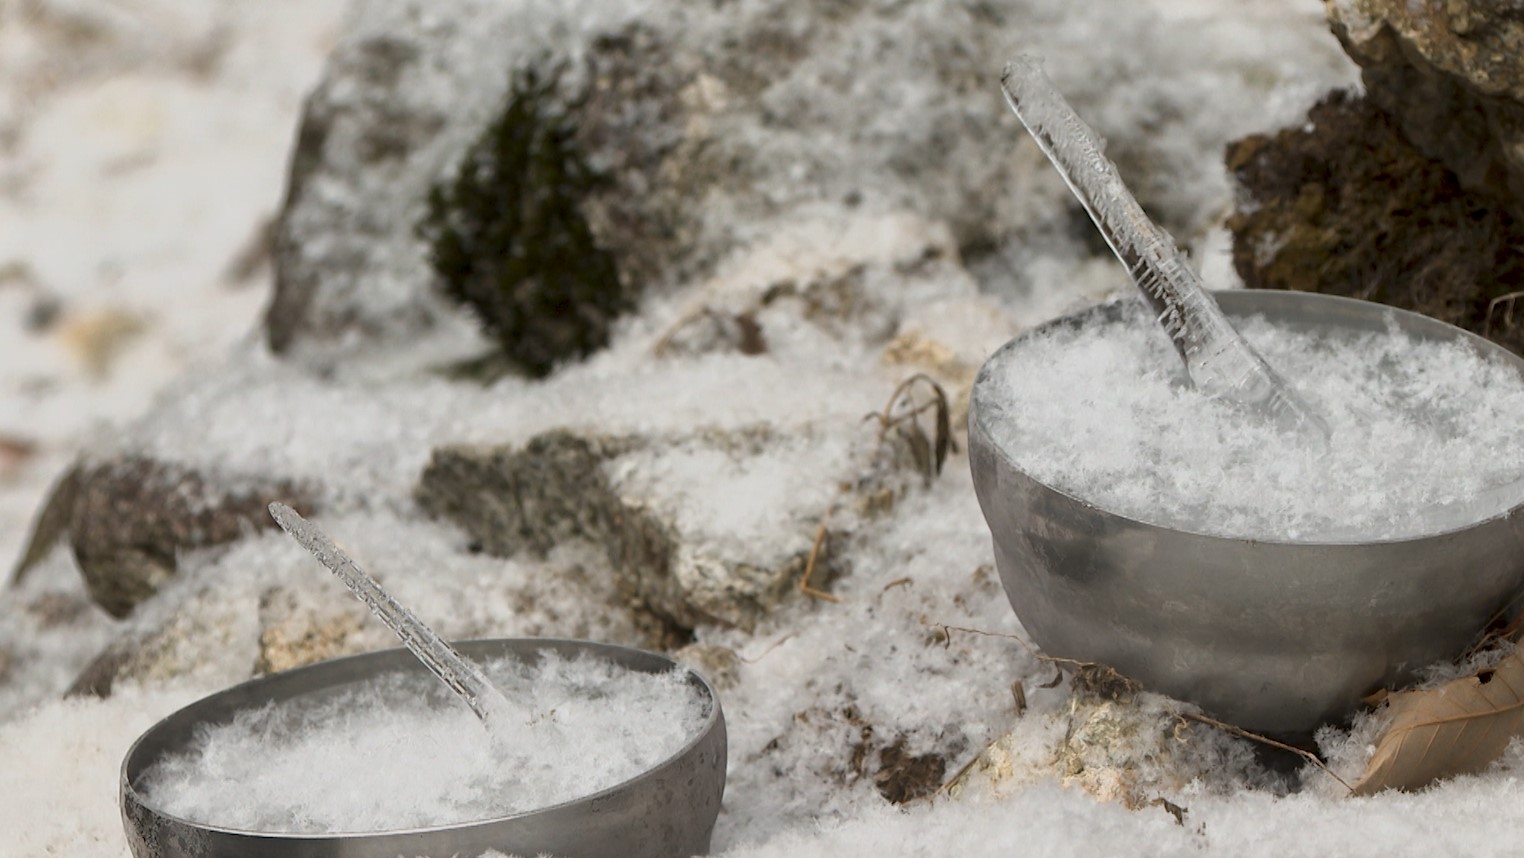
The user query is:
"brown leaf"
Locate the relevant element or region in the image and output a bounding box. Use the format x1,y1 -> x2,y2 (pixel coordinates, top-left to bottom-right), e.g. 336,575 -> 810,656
1353,649 -> 1524,795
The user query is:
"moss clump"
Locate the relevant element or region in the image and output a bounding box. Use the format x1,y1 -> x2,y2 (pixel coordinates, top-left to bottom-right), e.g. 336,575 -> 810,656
421,64 -> 628,378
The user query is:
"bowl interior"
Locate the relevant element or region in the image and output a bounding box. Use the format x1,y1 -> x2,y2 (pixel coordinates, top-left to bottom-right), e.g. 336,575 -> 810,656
971,289 -> 1524,545
121,638 -> 726,858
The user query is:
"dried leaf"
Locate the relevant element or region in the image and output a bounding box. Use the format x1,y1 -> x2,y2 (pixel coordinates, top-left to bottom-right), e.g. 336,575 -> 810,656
1353,650 -> 1524,795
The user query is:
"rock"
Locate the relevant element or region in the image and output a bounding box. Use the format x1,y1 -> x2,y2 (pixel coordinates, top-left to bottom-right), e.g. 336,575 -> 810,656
1328,0 -> 1524,207
67,586 -> 260,699
264,0 -> 1248,360
957,685 -> 1264,810
674,642 -> 741,690
416,426 -> 846,632
9,464 -> 80,587
64,457 -> 313,618
252,586 -> 376,675
415,431 -> 640,558
1226,92 -> 1524,354
265,25 -> 462,354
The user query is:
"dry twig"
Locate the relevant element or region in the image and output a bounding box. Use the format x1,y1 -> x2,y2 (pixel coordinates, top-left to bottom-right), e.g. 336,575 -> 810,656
798,508 -> 840,603
864,373 -> 953,485
739,634 -> 797,664
1177,711 -> 1352,793
1485,290 -> 1524,338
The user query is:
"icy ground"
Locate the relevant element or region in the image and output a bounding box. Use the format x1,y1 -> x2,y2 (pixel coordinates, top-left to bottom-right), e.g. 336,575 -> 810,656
8,1 -> 1524,857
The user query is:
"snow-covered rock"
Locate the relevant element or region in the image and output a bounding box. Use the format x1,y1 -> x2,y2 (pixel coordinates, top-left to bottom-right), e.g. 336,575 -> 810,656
1328,0 -> 1524,207
264,0 -> 1348,363
417,426 -> 850,632
15,457 -> 314,618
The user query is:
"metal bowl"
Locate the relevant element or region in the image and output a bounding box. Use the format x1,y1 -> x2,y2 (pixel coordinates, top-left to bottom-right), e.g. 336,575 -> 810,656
121,638 -> 726,858
968,290 -> 1524,734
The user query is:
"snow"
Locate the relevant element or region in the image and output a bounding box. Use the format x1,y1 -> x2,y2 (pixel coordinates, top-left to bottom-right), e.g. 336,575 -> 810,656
11,0 -> 1524,857
0,0 -> 345,572
977,300 -> 1524,540
0,687 -> 202,858
137,652 -> 710,833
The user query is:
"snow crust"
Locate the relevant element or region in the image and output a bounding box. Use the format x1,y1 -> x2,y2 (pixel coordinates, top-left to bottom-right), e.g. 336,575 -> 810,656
978,301 -> 1524,540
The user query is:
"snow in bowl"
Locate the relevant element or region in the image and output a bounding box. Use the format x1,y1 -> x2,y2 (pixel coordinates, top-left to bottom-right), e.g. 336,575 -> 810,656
119,638 -> 726,858
968,289 -> 1524,735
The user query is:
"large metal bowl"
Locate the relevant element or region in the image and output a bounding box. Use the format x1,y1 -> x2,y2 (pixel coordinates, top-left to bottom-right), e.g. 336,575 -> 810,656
969,290 -> 1524,734
121,638 -> 726,858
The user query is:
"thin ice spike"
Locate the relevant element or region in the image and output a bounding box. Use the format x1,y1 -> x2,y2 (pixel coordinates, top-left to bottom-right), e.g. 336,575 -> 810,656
1001,55 -> 1330,443
268,502 -> 520,727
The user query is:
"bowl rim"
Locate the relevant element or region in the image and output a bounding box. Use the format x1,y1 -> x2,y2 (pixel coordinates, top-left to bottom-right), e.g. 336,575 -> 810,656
970,289 -> 1524,548
119,636 -> 726,840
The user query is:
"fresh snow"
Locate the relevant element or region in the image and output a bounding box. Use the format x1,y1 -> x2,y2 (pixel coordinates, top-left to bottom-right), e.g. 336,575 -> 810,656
977,301 -> 1524,540
137,652 -> 710,832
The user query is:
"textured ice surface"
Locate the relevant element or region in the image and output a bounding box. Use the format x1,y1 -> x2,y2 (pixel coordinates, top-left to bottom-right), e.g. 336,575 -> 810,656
978,301 -> 1524,540
269,503 -> 524,729
136,652 -> 708,833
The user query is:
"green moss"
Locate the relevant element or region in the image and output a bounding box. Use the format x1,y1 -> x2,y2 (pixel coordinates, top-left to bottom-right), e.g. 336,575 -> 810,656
421,64 -> 628,378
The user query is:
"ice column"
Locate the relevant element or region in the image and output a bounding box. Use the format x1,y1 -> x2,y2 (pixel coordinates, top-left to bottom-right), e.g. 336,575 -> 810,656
268,503 -> 525,729
1001,55 -> 1329,443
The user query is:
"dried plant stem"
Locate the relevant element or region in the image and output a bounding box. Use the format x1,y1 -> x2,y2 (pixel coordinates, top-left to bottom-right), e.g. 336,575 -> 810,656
1485,290 -> 1524,338
940,739 -> 998,796
1177,711 -> 1352,793
799,508 -> 840,603
739,634 -> 797,664
927,621 -> 1092,670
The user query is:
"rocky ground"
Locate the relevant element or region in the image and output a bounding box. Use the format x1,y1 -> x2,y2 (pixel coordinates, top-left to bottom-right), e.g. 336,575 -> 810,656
8,1 -> 1524,856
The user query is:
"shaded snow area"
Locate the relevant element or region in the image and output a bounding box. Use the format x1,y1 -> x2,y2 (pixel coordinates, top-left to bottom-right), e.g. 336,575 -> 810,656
11,1 -> 1524,857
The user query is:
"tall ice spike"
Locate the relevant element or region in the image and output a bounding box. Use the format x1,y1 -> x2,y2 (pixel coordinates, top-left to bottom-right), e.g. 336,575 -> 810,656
1001,55 -> 1330,443
268,502 -> 523,728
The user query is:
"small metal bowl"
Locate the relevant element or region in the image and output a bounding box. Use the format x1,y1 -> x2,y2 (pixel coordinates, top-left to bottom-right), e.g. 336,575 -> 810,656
969,290 -> 1524,734
121,638 -> 726,858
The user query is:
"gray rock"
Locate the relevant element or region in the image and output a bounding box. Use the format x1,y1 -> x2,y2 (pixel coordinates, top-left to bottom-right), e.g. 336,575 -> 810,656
8,464 -> 80,587
64,457 -> 313,618
252,585 -> 379,676
674,642 -> 742,690
416,427 -> 842,632
1328,0 -> 1524,207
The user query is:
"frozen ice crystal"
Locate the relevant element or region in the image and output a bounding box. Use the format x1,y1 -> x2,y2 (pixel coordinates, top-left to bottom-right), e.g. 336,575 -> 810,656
268,503 -> 526,732
1001,55 -> 1329,443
